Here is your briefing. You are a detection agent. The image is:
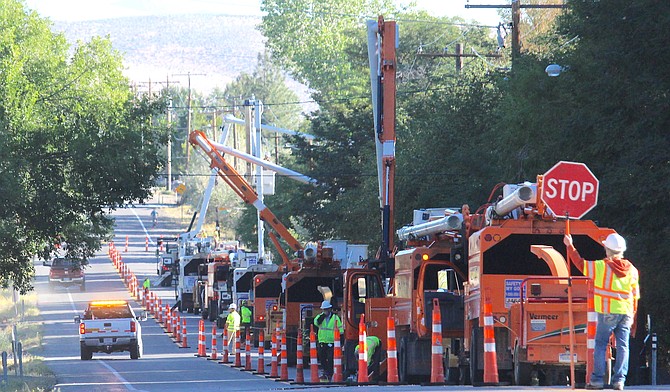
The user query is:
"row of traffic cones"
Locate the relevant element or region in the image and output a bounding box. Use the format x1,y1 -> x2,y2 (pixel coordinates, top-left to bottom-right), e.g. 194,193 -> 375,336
108,242 -> 190,349
109,245 -> 463,387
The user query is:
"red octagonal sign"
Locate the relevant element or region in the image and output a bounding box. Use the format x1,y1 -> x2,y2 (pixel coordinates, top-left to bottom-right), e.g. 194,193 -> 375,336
541,161 -> 599,219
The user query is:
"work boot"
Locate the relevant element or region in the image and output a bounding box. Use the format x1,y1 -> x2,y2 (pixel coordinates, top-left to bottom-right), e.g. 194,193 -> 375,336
613,382 -> 624,390
585,382 -> 604,390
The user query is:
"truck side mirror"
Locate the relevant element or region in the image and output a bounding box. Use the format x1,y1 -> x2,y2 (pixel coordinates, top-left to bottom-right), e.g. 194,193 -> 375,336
74,315 -> 81,324
139,311 -> 148,321
43,260 -> 51,266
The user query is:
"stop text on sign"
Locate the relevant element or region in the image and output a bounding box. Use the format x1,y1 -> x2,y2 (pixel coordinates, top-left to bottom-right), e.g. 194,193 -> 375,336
544,179 -> 596,202
541,161 -> 599,219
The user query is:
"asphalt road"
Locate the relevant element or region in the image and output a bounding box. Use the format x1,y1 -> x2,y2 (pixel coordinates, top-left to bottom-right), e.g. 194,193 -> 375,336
33,205 -> 670,392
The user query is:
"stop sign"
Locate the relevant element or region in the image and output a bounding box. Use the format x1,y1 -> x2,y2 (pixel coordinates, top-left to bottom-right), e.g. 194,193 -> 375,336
541,161 -> 599,219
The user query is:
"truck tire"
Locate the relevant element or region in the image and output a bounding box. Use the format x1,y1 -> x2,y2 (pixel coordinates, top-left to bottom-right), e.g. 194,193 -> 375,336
398,336 -> 408,383
130,341 -> 140,359
469,324 -> 483,384
208,300 -> 216,322
513,342 -> 531,385
80,344 -> 93,360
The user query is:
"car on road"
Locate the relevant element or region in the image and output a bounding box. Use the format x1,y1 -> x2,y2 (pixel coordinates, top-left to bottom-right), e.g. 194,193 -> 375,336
76,300 -> 146,360
44,257 -> 85,291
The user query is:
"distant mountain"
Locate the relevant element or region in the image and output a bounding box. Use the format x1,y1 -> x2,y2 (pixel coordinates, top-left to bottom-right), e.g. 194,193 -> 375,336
51,14 -> 266,94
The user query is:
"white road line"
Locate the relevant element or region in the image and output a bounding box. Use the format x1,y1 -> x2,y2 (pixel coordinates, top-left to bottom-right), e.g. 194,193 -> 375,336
98,360 -> 146,392
67,290 -> 78,314
130,208 -> 154,245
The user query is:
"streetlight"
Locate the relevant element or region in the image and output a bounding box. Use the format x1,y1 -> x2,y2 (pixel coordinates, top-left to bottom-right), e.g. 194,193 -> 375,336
545,64 -> 564,77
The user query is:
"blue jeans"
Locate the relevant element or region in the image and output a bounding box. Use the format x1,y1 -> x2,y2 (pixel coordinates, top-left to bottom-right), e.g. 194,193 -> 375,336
591,313 -> 633,386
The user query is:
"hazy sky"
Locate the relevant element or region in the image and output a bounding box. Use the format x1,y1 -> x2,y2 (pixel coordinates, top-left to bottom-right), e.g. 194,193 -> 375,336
24,0 -> 504,26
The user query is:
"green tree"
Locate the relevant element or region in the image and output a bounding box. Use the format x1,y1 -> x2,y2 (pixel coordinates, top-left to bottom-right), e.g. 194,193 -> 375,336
495,0 -> 670,368
0,0 -> 167,292
260,0 -> 396,97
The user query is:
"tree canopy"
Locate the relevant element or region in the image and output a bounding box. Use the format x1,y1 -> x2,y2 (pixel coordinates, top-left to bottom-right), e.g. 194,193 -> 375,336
257,0 -> 670,368
0,0 -> 167,292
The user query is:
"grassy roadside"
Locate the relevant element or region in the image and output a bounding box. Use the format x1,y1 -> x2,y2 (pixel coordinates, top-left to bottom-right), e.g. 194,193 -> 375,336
0,289 -> 56,391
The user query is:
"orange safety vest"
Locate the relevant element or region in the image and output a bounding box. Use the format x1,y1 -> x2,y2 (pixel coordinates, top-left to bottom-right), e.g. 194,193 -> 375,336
584,259 -> 639,315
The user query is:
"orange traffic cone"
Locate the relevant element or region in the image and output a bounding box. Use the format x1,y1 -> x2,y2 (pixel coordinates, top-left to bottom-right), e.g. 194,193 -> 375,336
586,282 -> 596,385
180,318 -> 189,348
196,319 -> 207,357
295,330 -> 304,383
125,235 -> 129,252
245,329 -> 252,370
279,331 -> 290,381
220,328 -> 229,364
209,326 -> 218,360
430,298 -> 445,384
159,235 -> 164,252
357,314 -> 369,383
309,325 -> 319,383
268,326 -> 278,378
145,236 -> 148,252
333,319 -> 343,383
387,314 -> 399,384
233,330 -> 242,367
174,314 -> 181,342
483,293 -> 499,384
166,306 -> 171,333
255,329 -> 265,374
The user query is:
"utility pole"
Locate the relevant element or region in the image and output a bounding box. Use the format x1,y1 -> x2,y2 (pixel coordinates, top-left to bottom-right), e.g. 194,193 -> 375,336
162,75 -> 180,192
417,43 -> 501,72
465,1 -> 566,61
172,72 -> 206,169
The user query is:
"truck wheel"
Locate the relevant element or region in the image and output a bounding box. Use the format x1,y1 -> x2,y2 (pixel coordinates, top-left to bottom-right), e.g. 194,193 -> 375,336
286,331 -> 297,366
80,344 -> 93,360
469,324 -> 483,384
397,336 -> 408,383
208,300 -> 216,322
513,342 -> 531,385
130,341 -> 140,359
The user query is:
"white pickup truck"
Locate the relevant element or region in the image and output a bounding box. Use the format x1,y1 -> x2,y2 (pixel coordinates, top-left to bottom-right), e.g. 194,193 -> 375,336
76,300 -> 146,360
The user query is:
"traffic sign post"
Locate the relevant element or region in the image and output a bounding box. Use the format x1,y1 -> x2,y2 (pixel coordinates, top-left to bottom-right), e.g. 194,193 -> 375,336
541,161 -> 599,219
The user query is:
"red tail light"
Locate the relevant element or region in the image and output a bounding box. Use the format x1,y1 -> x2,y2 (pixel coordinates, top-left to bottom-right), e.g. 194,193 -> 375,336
258,315 -> 265,321
130,321 -> 136,333
79,323 -> 85,335
255,277 -> 261,284
271,305 -> 278,311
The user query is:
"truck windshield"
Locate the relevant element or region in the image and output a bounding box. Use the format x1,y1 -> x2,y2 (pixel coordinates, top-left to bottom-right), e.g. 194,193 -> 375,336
88,306 -> 133,319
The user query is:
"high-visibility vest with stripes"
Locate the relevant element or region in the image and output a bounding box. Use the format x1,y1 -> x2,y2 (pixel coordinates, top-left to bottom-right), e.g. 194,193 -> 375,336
241,306 -> 252,323
585,259 -> 639,315
314,313 -> 343,344
226,310 -> 240,332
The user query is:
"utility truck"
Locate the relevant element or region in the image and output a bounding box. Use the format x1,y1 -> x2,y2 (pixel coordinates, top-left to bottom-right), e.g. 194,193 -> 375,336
463,180 -> 614,386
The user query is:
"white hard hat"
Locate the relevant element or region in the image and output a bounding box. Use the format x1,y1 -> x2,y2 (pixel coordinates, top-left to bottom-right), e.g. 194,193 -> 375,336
603,233 -> 626,253
229,303 -> 237,310
320,300 -> 332,309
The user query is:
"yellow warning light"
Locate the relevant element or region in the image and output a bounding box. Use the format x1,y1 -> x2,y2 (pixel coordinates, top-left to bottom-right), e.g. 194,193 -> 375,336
90,300 -> 128,307
422,254 -> 429,261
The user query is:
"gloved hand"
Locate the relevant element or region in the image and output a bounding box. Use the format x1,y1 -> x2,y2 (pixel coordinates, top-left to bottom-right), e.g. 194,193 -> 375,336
315,314 -> 324,325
